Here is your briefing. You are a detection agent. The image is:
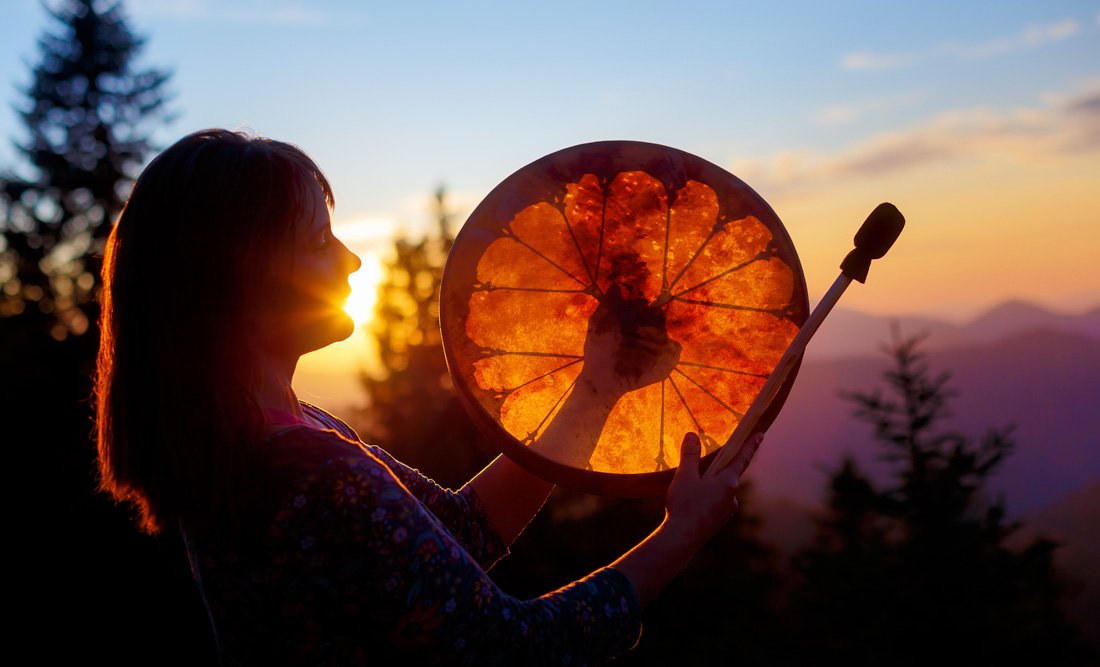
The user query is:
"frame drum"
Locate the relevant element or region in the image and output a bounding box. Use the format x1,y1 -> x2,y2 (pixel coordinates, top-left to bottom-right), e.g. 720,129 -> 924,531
441,141 -> 808,496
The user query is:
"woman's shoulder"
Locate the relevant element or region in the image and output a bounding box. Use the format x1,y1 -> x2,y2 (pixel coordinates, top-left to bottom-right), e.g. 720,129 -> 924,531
262,421 -> 371,483
288,403 -> 408,486
243,425 -> 403,539
299,400 -> 360,441
263,428 -> 422,544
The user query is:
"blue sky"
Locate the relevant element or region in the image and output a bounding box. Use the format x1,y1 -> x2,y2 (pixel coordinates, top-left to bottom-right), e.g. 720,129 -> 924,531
2,0 -> 1098,328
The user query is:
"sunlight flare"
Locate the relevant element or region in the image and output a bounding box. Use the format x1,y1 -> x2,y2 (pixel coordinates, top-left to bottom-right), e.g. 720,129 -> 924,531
344,255 -> 384,324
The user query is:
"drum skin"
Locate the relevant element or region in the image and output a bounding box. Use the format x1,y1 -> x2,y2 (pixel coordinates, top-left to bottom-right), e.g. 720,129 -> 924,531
441,141 -> 808,496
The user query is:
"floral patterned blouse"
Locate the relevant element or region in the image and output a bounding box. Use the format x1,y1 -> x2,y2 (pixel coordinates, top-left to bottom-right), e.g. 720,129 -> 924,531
184,403 -> 642,666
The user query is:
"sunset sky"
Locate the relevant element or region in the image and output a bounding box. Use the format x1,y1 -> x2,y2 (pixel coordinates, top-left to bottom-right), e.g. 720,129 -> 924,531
2,0 -> 1098,395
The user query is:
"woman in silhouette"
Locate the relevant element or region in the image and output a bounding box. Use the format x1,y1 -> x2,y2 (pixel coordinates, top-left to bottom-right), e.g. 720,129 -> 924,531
95,129 -> 760,665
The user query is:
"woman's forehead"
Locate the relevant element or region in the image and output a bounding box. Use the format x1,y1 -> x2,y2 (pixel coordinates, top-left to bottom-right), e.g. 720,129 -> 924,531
300,179 -> 331,232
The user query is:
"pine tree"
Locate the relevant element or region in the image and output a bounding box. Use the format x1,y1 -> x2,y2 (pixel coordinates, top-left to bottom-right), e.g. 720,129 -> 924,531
1,0 -> 170,341
790,331 -> 1093,665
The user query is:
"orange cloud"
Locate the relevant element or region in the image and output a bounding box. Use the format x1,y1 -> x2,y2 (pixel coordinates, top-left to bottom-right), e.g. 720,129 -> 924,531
731,83 -> 1100,193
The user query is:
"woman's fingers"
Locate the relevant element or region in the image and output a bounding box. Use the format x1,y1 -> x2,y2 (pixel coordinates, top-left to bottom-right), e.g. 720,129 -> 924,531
678,432 -> 701,476
666,431 -> 746,545
723,432 -> 764,478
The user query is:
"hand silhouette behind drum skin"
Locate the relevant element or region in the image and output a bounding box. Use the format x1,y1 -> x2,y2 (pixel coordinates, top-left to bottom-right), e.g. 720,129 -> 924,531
579,284 -> 682,398
530,283 -> 682,468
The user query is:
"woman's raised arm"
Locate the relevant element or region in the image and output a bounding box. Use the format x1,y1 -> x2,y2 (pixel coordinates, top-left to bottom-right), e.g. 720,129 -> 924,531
465,454 -> 555,548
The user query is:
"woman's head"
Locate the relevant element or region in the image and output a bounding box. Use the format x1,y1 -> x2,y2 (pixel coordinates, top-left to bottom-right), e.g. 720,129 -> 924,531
109,129 -> 360,356
96,129 -> 359,534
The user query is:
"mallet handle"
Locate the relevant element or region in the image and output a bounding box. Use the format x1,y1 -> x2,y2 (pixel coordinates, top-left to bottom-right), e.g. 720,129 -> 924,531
702,203 -> 903,478
702,272 -> 852,478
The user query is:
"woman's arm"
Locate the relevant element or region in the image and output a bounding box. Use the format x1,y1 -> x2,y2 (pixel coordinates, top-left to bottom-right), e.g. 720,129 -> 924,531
266,430 -> 757,663
466,284 -> 682,543
276,449 -> 640,665
612,431 -> 763,606
464,454 -> 555,548
356,443 -> 516,568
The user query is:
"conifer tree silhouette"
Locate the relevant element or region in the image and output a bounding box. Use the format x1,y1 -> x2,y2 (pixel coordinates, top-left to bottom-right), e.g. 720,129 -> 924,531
1,0 -> 170,340
791,331 -> 1093,665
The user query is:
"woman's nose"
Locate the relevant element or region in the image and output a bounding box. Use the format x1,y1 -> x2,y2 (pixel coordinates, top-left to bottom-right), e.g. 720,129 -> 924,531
344,243 -> 362,274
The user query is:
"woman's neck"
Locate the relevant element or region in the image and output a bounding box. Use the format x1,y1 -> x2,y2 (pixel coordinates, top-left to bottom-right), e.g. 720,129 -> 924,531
255,353 -> 302,418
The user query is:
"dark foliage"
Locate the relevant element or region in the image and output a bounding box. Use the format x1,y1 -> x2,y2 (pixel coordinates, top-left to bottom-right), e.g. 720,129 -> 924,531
2,2 -> 212,661
789,331 -> 1095,665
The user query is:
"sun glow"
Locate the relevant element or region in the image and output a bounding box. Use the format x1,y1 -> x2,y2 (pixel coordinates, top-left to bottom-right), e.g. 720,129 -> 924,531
344,255 -> 384,324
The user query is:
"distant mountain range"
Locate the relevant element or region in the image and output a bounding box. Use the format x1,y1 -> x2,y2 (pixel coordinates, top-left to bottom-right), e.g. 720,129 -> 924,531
300,300 -> 1099,518
807,300 -> 1100,359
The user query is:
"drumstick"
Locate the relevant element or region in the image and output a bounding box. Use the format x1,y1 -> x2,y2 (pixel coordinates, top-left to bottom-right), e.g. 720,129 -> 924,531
702,202 -> 905,479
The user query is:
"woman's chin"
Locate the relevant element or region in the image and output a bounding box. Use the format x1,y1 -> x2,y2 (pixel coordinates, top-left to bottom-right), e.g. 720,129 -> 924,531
278,308 -> 357,356
330,310 -> 356,343
313,309 -> 356,349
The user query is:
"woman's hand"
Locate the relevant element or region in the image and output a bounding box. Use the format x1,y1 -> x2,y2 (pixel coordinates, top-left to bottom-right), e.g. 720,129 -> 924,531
610,431 -> 763,607
579,283 -> 681,398
531,285 -> 682,467
665,432 -> 763,547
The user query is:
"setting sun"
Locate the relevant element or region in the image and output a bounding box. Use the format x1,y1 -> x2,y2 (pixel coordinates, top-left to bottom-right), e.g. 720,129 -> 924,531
344,256 -> 384,324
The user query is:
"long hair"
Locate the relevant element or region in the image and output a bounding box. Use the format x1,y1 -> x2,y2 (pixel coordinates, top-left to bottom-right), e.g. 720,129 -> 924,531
95,129 -> 334,535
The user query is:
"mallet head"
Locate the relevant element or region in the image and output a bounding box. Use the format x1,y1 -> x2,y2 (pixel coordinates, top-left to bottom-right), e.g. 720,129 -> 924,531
840,202 -> 905,283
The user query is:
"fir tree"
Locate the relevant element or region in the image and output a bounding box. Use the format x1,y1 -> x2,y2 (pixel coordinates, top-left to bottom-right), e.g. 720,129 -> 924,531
790,331 -> 1093,665
1,0 -> 170,341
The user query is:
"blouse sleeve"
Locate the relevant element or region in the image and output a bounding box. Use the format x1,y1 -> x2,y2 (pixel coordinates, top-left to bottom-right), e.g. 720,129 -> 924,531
269,451 -> 642,666
300,401 -> 509,570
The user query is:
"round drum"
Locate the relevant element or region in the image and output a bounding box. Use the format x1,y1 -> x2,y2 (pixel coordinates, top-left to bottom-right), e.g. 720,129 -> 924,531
441,141 -> 808,496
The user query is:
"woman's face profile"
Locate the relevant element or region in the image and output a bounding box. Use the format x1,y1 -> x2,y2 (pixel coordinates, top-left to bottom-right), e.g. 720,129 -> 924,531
264,178 -> 362,358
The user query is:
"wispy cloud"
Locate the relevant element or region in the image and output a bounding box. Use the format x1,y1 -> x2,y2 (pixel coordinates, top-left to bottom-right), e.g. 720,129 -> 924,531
812,90 -> 929,127
126,0 -> 365,27
843,19 -> 1080,71
732,82 -> 1100,191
